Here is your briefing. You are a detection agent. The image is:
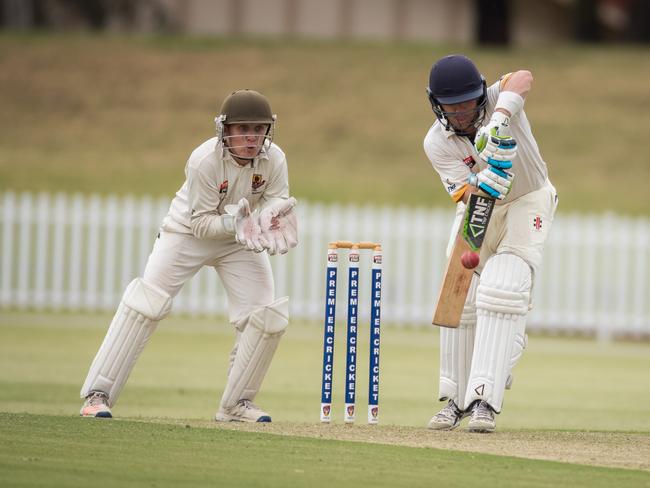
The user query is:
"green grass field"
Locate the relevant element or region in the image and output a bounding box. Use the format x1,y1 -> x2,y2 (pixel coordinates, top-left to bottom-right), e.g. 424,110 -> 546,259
0,311 -> 648,486
2,414 -> 647,488
1,34 -> 649,214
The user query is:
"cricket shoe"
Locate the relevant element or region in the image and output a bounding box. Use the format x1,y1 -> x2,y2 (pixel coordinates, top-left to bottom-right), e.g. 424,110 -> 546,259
215,399 -> 272,423
467,400 -> 496,433
80,391 -> 112,418
427,399 -> 468,431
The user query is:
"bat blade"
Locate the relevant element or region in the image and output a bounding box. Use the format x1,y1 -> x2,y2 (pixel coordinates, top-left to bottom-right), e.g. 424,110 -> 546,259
432,233 -> 475,328
432,192 -> 496,328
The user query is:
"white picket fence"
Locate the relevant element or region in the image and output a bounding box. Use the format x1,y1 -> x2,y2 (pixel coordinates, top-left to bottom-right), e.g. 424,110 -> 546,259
1,191 -> 648,339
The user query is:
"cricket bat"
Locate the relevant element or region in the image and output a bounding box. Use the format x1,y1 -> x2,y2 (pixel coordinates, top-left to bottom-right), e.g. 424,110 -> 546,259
432,192 -> 496,328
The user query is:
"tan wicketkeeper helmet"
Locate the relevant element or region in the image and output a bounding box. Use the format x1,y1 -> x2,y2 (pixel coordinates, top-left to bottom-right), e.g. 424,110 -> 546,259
215,89 -> 276,159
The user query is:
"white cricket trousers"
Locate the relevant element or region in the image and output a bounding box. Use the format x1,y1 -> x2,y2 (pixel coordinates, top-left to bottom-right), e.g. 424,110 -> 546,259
447,179 -> 558,277
143,230 -> 274,327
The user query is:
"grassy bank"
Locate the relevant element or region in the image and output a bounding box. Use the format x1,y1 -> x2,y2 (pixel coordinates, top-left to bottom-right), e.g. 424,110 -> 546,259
1,34 -> 649,214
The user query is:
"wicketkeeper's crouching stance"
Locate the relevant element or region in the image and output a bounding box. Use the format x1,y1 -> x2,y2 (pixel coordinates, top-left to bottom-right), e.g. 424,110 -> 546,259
423,55 -> 558,432
80,90 -> 298,422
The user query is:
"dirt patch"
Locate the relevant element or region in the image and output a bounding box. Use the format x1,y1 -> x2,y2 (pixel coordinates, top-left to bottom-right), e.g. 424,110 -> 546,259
190,421 -> 649,471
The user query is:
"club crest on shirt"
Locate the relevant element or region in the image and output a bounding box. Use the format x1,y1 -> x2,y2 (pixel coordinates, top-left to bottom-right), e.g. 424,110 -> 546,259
219,180 -> 228,194
251,174 -> 266,193
463,155 -> 477,169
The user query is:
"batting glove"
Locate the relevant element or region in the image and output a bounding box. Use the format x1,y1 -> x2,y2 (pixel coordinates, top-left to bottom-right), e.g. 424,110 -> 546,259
469,166 -> 514,200
474,111 -> 517,168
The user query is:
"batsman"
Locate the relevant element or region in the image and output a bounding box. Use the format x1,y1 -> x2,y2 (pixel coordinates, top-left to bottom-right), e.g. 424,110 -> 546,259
79,89 -> 298,422
423,55 -> 558,432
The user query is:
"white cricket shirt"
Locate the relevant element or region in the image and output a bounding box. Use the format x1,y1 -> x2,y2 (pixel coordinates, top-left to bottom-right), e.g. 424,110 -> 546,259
161,137 -> 290,239
423,79 -> 549,204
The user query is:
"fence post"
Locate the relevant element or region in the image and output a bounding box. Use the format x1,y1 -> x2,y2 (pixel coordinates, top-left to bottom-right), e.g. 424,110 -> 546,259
17,192 -> 33,308
632,218 -> 649,332
120,196 -> 135,293
34,192 -> 50,309
51,193 -> 67,310
1,192 -> 16,307
85,194 -> 101,310
68,194 -> 84,309
103,195 -> 118,310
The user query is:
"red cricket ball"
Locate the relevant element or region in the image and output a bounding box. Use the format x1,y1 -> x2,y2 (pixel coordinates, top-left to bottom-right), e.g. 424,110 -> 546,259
460,251 -> 480,269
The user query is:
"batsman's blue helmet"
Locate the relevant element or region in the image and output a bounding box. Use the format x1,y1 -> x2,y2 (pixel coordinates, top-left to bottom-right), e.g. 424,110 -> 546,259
426,54 -> 487,135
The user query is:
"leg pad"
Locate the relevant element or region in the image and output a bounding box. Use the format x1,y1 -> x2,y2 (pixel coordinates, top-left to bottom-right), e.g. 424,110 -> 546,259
220,297 -> 289,408
439,275 -> 478,408
463,254 -> 531,413
80,278 -> 172,406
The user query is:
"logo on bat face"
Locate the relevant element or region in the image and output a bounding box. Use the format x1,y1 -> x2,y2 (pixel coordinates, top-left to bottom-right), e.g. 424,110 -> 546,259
463,194 -> 495,251
251,174 -> 265,192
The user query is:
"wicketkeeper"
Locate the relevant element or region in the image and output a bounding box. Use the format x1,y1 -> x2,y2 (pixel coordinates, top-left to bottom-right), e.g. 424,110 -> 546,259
424,55 -> 558,432
80,89 -> 298,422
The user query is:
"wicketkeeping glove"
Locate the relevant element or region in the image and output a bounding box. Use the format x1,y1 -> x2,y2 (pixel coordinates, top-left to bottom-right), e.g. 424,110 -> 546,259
259,197 -> 298,255
223,198 -> 268,252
